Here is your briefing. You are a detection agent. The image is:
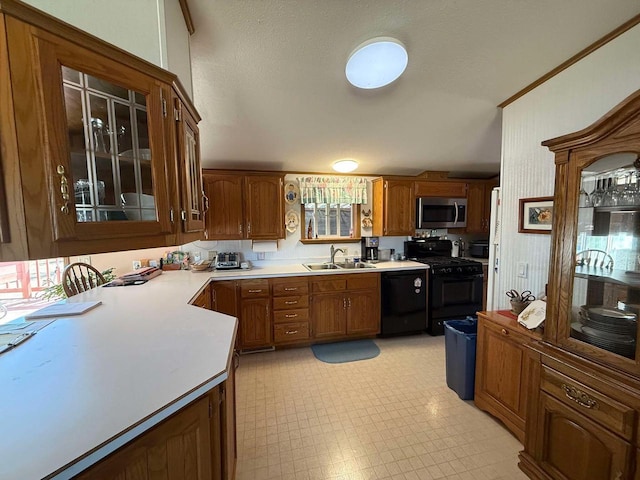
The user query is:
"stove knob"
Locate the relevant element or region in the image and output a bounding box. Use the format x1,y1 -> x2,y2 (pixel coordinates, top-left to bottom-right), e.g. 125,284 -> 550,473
446,268 -> 452,273
456,267 -> 463,273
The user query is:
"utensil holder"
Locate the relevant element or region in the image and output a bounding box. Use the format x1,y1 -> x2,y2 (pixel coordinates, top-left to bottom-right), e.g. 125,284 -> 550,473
510,299 -> 531,315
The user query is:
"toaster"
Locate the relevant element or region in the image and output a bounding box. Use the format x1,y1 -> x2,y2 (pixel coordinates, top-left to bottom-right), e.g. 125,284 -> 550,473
215,252 -> 241,269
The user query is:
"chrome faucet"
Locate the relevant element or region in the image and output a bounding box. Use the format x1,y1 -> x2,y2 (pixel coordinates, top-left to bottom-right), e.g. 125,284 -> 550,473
330,245 -> 345,264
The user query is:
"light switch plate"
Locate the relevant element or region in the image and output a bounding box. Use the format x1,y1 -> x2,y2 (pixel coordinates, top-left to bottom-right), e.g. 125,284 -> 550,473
517,261 -> 528,278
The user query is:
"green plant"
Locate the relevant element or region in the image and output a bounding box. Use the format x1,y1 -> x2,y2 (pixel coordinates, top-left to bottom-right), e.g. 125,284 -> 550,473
40,267 -> 116,301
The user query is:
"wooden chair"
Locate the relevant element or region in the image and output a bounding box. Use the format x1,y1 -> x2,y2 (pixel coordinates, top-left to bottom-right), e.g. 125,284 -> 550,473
62,262 -> 106,297
575,249 -> 614,270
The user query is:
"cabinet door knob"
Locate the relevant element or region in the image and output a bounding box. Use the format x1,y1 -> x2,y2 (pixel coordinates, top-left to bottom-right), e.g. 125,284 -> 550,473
202,191 -> 210,213
501,328 -> 508,335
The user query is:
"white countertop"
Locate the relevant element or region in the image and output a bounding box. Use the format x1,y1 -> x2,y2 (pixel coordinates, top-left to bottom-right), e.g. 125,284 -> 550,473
0,272 -> 237,480
0,261 -> 428,479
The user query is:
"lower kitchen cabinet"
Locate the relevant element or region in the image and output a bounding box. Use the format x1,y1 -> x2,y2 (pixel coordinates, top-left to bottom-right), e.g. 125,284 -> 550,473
475,312 -> 541,442
192,283 -> 212,310
211,281 -> 239,317
238,279 -> 272,350
310,273 -> 380,340
74,388 -> 227,480
271,277 -> 310,345
221,353 -> 237,480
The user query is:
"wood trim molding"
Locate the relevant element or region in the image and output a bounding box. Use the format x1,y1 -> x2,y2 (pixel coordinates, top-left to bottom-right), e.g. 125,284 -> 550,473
498,12 -> 640,108
179,0 -> 195,35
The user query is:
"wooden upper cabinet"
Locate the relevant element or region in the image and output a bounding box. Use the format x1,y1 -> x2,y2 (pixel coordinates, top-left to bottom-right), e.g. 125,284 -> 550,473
372,178 -> 414,237
204,171 -> 284,240
174,92 -> 205,236
465,180 -> 497,234
0,4 -> 203,259
244,175 -> 284,239
204,173 -> 244,240
414,181 -> 467,198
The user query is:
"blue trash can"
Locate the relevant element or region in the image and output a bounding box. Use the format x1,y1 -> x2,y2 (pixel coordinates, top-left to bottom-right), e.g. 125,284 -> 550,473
444,317 -> 478,400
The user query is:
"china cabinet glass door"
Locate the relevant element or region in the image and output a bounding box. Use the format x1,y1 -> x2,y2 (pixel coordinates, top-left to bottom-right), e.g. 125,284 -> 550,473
571,152 -> 640,362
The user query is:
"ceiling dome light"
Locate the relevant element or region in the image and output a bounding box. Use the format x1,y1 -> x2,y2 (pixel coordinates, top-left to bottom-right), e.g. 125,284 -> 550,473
346,37 -> 408,89
332,159 -> 359,173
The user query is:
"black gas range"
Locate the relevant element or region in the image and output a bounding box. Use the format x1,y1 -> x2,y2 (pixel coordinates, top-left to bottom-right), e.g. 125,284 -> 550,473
405,239 -> 484,335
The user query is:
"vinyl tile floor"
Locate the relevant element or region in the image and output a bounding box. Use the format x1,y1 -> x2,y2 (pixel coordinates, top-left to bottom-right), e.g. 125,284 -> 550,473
234,334 -> 528,480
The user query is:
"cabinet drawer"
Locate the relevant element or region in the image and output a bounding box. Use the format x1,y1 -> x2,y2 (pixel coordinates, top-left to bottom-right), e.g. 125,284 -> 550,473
273,296 -> 309,310
311,277 -> 347,292
273,309 -> 309,323
271,279 -> 309,296
541,366 -> 636,440
346,273 -> 379,290
239,279 -> 270,298
274,322 -> 309,343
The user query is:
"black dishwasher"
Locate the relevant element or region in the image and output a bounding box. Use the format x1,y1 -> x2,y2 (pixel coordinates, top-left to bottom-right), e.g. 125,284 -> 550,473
381,270 -> 427,336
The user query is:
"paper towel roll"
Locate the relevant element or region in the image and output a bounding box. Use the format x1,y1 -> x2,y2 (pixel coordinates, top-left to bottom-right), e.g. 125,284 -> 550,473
252,240 -> 278,252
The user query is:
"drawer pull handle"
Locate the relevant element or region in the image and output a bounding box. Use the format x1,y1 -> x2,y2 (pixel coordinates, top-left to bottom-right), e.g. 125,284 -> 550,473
284,287 -> 298,291
501,328 -> 508,335
561,383 -> 599,409
285,314 -> 298,318
285,330 -> 298,335
285,300 -> 298,305
248,289 -> 262,293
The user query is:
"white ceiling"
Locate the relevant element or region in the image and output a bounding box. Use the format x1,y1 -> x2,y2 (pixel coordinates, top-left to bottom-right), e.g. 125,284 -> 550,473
189,0 -> 640,178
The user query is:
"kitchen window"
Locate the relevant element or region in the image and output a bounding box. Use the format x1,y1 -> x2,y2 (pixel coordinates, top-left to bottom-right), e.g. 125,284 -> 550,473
303,203 -> 360,239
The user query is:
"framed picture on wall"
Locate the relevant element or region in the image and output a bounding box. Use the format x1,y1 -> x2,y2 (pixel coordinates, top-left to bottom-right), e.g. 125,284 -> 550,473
519,196 -> 553,234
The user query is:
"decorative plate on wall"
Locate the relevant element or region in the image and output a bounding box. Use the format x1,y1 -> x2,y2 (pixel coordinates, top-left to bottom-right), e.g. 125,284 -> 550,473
285,210 -> 300,233
284,182 -> 299,204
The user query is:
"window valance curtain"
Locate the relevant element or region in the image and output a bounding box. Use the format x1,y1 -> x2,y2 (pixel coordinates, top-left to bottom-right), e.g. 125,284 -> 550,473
297,176 -> 368,204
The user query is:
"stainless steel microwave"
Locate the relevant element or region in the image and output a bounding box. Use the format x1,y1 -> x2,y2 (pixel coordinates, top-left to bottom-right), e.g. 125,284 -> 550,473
416,197 -> 467,229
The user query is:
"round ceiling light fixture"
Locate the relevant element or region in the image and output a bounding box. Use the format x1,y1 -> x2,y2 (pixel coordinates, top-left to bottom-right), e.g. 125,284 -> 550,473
332,159 -> 359,173
345,37 -> 408,89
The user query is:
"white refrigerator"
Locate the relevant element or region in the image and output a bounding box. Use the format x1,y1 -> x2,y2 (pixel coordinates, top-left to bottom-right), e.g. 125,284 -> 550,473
486,187 -> 501,311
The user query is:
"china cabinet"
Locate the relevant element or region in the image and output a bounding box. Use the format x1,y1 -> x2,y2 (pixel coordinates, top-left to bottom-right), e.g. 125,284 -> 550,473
0,0 -> 204,260
372,178 -> 414,236
520,90 -> 640,479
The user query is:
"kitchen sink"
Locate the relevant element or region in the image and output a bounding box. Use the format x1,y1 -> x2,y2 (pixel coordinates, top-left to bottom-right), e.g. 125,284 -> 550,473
302,262 -> 376,271
303,263 -> 341,270
334,262 -> 376,269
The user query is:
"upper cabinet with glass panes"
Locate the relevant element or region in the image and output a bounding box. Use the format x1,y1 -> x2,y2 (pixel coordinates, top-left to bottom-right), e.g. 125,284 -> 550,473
0,3 -> 203,260
62,66 -> 158,223
543,91 -> 640,376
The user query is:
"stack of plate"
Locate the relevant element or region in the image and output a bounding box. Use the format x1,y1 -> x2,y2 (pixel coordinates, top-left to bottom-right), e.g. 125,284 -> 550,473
574,305 -> 637,359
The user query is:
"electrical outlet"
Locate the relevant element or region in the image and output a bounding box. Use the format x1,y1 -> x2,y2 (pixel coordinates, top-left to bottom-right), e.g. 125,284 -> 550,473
132,260 -> 141,270
78,255 -> 91,265
257,252 -> 265,260
208,250 -> 218,261
517,262 -> 528,278
342,247 -> 348,256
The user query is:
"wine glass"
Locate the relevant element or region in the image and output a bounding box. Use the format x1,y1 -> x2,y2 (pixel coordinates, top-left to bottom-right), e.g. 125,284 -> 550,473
591,177 -> 605,207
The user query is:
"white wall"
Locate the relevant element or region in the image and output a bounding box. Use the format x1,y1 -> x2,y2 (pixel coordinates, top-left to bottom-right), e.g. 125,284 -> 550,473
495,24 -> 640,309
23,0 -> 193,98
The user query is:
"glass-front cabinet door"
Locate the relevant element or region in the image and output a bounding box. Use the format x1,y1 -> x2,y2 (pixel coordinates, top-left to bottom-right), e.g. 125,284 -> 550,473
550,122 -> 640,373
571,153 -> 640,362
29,27 -> 172,245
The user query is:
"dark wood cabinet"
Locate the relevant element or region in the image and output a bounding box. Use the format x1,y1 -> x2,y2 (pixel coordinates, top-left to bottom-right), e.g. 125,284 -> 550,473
203,171 -> 284,240
519,90 -> 640,479
414,180 -> 467,198
475,312 -> 541,443
238,279 -> 272,350
0,1 -> 203,260
172,91 -> 205,238
271,277 -> 310,345
310,273 -> 380,339
532,392 -> 632,480
75,393 -> 216,480
192,283 -> 212,310
372,178 -> 414,236
465,180 -> 496,234
211,281 -> 238,317
220,354 -> 237,480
